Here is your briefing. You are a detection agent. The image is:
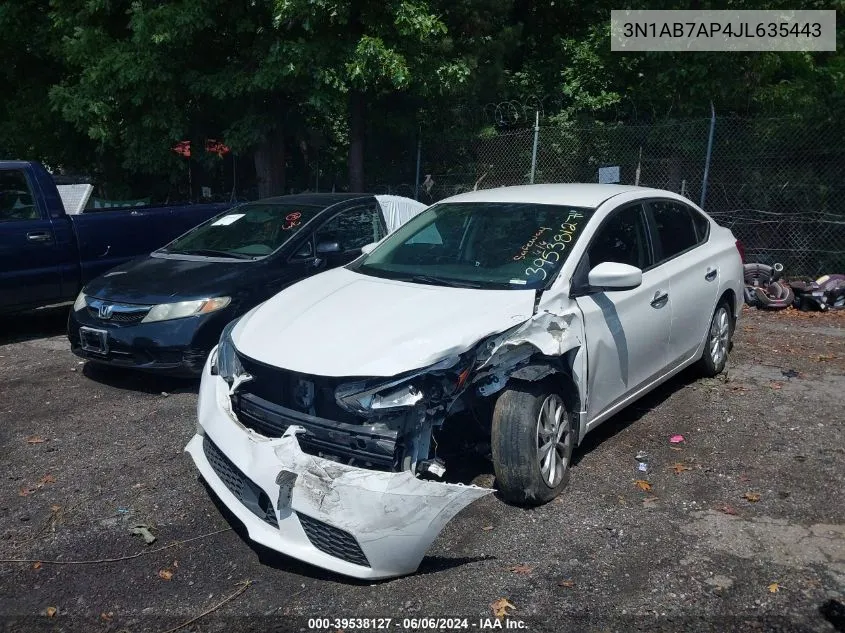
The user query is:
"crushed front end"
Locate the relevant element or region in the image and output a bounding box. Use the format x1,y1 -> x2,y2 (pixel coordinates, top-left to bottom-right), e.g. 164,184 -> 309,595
185,323 -> 492,579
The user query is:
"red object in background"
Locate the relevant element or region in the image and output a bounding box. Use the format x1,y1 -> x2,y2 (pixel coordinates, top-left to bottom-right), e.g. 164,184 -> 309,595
205,139 -> 231,157
172,140 -> 191,158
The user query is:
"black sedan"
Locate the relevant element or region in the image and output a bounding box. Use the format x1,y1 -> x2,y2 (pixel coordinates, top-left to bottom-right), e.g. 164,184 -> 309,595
68,193 -> 424,375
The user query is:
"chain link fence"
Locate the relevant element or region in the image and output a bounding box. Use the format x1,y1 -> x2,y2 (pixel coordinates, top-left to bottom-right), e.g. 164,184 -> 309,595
385,116 -> 844,276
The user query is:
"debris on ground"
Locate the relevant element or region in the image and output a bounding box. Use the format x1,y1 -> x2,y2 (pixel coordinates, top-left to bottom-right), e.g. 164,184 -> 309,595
669,434 -> 685,444
671,462 -> 692,475
129,525 -> 156,545
743,492 -> 762,502
635,451 -> 650,475
490,598 -> 515,619
508,564 -> 532,575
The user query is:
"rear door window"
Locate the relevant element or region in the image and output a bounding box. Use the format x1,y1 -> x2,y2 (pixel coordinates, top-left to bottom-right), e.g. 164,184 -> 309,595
691,209 -> 710,242
649,200 -> 700,262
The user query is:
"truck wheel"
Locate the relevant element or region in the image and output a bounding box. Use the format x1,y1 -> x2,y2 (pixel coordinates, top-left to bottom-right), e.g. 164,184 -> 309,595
696,300 -> 733,377
491,381 -> 574,506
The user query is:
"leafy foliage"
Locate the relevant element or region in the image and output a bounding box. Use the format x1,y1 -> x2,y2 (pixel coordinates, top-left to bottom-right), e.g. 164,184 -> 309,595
0,0 -> 842,196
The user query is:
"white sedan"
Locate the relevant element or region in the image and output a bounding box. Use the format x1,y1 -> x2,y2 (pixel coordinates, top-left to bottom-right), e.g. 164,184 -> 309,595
185,184 -> 744,579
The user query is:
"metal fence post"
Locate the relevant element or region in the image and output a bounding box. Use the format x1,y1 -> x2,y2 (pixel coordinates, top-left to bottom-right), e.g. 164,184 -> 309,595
414,133 -> 422,201
700,102 -> 716,209
530,111 -> 540,184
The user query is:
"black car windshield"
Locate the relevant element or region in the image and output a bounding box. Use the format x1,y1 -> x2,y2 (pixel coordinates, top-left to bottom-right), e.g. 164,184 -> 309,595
349,201 -> 594,289
161,203 -> 322,258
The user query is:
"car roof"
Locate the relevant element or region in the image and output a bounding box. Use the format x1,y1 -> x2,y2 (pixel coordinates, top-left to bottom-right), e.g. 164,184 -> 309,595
441,184 -> 666,208
253,193 -> 375,207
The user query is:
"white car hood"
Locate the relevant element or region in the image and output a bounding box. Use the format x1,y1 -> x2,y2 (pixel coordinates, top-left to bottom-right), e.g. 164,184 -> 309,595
233,267 -> 537,377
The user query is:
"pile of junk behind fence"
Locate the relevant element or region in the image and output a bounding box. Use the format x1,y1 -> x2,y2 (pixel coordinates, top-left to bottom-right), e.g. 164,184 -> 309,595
744,263 -> 845,311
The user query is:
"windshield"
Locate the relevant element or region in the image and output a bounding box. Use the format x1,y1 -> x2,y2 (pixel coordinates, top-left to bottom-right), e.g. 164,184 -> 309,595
349,202 -> 594,289
161,203 -> 322,258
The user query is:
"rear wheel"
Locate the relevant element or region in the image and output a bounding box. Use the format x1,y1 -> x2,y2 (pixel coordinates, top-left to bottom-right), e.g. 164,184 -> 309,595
491,382 -> 575,506
696,301 -> 733,377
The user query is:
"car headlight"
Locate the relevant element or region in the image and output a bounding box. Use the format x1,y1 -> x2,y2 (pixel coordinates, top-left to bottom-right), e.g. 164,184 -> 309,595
73,292 -> 87,312
335,356 -> 465,416
214,318 -> 243,383
141,297 -> 231,323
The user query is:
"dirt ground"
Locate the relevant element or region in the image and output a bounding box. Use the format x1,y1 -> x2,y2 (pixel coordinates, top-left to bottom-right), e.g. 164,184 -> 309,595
1,305 -> 844,633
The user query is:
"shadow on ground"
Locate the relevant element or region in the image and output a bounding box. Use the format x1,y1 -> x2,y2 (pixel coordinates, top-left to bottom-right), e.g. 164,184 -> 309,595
0,306 -> 69,345
81,361 -> 199,395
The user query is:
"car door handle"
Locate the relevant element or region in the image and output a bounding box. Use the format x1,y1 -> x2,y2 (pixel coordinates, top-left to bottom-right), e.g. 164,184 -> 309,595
26,231 -> 52,243
705,268 -> 718,281
650,291 -> 669,308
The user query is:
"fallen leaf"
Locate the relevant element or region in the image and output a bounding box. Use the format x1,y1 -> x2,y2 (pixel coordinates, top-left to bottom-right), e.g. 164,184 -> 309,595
717,504 -> 738,515
100,612 -> 113,622
770,382 -> 784,390
509,564 -> 532,575
768,582 -> 779,593
26,436 -> 46,444
634,480 -> 652,492
672,463 -> 691,475
158,569 -> 173,581
39,474 -> 56,485
46,607 -> 57,618
558,579 -> 575,588
490,598 -> 515,619
18,487 -> 32,497
481,525 -> 494,531
33,562 -> 42,570
743,492 -> 761,502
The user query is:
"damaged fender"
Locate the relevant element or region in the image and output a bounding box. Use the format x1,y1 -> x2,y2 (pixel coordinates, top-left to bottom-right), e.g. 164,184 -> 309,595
471,308 -> 586,420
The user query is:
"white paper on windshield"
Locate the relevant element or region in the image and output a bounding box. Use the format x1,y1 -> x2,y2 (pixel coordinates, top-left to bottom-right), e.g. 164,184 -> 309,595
212,213 -> 245,226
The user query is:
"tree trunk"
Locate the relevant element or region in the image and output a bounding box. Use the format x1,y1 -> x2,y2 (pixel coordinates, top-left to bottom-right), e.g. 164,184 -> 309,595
348,90 -> 365,192
254,128 -> 286,198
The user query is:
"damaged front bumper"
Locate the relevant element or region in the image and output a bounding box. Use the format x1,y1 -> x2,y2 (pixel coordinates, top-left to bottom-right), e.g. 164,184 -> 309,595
185,355 -> 492,579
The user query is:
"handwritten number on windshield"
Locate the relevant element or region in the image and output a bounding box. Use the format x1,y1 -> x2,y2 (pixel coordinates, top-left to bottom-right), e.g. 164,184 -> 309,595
524,211 -> 583,280
282,211 -> 302,231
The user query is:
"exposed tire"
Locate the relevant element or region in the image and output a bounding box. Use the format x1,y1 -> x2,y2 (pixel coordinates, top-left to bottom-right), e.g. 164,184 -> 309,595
695,300 -> 733,377
491,381 -> 575,506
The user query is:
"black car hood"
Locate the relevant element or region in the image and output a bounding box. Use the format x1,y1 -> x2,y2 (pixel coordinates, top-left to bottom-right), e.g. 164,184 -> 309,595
84,254 -> 257,305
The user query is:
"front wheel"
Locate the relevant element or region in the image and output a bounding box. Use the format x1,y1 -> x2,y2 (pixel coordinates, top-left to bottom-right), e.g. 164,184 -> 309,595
696,301 -> 733,377
491,382 -> 575,506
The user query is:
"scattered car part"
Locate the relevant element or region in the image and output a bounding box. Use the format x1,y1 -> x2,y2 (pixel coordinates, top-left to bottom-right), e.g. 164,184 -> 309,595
743,262 -> 793,310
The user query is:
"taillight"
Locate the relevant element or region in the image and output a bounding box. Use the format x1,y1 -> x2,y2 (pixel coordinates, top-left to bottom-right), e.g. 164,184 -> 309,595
735,239 -> 745,263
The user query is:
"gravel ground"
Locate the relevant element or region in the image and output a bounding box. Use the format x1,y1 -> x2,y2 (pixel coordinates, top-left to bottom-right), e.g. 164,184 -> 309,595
1,305 -> 844,633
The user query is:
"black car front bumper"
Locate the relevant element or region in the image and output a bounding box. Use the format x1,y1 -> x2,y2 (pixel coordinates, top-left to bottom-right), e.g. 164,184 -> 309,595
67,304 -> 233,376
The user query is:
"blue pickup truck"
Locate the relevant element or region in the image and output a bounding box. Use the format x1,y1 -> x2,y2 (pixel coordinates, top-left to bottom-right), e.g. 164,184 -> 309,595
0,160 -> 232,314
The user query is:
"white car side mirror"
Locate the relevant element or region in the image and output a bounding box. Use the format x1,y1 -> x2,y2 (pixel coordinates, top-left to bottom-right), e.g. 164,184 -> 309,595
361,242 -> 378,255
587,262 -> 643,291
